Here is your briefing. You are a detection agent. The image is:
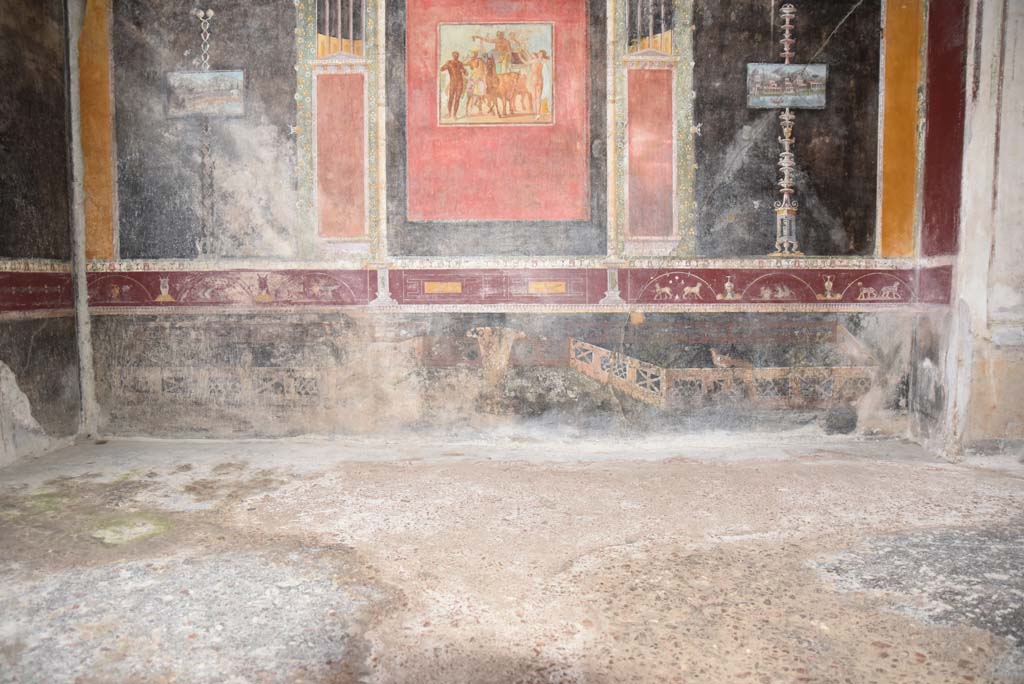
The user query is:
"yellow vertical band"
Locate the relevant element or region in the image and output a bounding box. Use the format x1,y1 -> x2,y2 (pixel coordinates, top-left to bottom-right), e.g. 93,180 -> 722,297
880,0 -> 926,257
80,0 -> 116,260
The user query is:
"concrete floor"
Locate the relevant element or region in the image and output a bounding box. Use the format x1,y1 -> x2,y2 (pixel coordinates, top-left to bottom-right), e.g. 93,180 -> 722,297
0,436 -> 1022,683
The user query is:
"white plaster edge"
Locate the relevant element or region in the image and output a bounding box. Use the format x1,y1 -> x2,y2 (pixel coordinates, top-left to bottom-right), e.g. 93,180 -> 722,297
0,260 -> 73,273
85,256 -> 923,272
86,303 -> 947,316
0,310 -> 76,322
937,0 -> 1007,460
67,0 -> 99,438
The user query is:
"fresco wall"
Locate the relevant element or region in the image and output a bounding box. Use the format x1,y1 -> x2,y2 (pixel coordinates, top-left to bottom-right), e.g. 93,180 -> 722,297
92,311 -> 914,438
73,0 -> 969,439
0,0 -> 82,463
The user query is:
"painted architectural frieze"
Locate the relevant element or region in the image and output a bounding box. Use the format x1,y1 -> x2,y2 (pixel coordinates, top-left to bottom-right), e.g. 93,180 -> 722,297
76,266 -> 951,312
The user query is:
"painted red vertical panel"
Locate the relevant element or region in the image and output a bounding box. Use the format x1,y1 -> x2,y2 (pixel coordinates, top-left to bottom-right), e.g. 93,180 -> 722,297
921,0 -> 969,256
406,0 -> 589,222
627,69 -> 674,238
317,72 -> 366,238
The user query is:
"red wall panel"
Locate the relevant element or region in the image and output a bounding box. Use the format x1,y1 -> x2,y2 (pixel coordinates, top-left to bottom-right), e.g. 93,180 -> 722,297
317,72 -> 367,239
627,68 -> 674,238
405,0 -> 590,222
921,0 -> 969,256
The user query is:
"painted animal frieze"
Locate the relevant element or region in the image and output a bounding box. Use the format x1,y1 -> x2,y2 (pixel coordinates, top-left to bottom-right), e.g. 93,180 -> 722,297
637,272 -> 717,303
739,273 -> 815,302
842,273 -> 912,302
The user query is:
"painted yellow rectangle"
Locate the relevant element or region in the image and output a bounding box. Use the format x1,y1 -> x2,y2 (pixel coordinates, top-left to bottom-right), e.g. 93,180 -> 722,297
80,0 -> 116,260
424,281 -> 463,294
527,281 -> 568,295
880,0 -> 925,257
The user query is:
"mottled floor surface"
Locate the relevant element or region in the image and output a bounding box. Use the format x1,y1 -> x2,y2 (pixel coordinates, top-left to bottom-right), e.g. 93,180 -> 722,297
1,436 -> 1022,683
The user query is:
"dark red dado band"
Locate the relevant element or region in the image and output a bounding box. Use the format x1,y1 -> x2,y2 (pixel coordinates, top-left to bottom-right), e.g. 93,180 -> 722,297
23,266 -> 955,310
0,272 -> 74,312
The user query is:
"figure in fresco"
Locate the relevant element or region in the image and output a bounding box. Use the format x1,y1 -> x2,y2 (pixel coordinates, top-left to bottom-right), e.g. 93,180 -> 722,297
465,49 -> 489,113
525,50 -> 550,117
473,30 -> 515,73
440,51 -> 468,119
540,49 -> 552,110
465,52 -> 498,116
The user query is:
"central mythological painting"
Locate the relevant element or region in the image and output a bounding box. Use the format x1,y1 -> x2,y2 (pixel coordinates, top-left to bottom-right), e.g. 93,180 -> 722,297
389,0 -> 606,256
438,23 -> 554,125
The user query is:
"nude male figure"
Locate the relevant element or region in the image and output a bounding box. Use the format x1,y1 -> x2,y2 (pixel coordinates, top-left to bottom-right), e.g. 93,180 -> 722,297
440,51 -> 467,119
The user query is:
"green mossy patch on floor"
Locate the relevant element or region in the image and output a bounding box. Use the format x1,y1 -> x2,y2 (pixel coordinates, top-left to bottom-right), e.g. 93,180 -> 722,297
111,469 -> 143,485
90,514 -> 170,546
0,491 -> 68,520
27,492 -> 65,513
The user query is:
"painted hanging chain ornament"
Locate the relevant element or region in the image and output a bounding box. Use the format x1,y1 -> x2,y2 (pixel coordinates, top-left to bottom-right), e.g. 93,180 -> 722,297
746,3 -> 829,256
192,8 -> 215,71
773,4 -> 801,256
165,9 -> 244,120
